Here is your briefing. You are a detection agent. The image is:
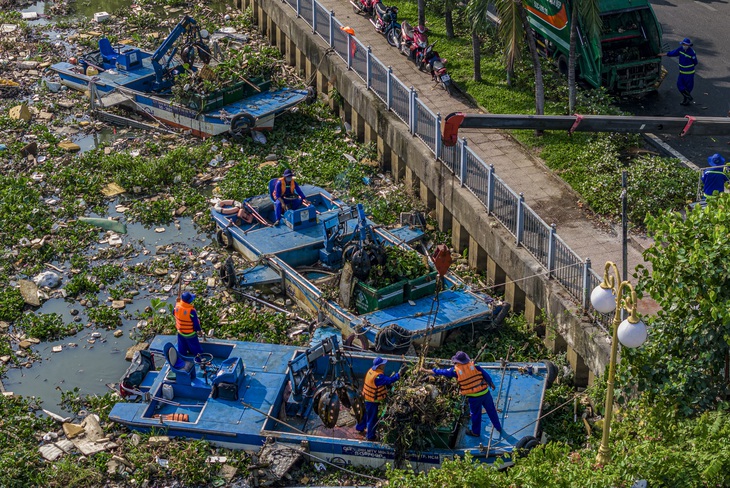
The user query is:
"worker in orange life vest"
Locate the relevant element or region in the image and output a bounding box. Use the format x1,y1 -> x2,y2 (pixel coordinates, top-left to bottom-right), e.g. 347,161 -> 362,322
355,357 -> 400,441
174,291 -> 203,357
423,351 -> 502,437
272,168 -> 308,224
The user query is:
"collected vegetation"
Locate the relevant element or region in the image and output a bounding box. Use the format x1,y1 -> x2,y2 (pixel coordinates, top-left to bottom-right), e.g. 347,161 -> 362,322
366,246 -> 431,289
381,363 -> 462,464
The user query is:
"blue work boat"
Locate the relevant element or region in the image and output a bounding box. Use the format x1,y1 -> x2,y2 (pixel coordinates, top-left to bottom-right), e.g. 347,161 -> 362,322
49,16 -> 312,138
110,335 -> 551,470
211,185 -> 510,354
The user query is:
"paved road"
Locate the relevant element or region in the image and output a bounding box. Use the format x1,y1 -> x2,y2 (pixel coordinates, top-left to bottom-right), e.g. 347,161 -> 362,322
618,0 -> 730,167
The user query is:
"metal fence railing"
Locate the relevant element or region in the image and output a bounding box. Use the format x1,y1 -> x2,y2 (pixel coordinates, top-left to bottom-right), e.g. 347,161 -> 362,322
277,0 -> 608,331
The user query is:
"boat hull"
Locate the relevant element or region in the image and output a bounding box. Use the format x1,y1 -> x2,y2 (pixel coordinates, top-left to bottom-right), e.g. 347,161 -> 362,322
50,61 -> 309,138
109,335 -> 548,471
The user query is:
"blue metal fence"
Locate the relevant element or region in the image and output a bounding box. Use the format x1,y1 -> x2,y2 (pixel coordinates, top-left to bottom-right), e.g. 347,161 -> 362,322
277,0 -> 608,330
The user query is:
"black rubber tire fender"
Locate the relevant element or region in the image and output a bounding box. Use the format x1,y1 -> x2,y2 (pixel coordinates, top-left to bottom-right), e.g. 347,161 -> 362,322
543,360 -> 558,388
218,257 -> 237,288
344,332 -> 370,351
493,301 -> 511,326
216,228 -> 234,250
514,435 -> 539,458
230,112 -> 256,134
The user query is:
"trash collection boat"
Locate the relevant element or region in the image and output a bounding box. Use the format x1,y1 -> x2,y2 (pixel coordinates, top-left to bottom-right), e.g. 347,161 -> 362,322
109,335 -> 552,470
49,15 -> 312,137
211,184 -> 510,354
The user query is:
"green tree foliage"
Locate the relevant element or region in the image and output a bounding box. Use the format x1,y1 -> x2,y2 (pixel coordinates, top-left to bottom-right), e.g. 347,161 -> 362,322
626,193 -> 730,414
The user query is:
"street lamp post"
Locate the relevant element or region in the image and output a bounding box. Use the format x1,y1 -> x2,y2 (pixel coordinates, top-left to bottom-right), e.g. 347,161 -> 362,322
590,261 -> 648,465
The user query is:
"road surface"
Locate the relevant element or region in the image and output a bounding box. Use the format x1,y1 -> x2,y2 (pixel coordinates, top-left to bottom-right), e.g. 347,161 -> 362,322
618,0 -> 730,167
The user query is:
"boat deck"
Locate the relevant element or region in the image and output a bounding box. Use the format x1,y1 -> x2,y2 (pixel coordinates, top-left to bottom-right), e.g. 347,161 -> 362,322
52,59 -> 157,92
208,88 -> 311,119
111,335 -> 546,459
362,289 -> 497,338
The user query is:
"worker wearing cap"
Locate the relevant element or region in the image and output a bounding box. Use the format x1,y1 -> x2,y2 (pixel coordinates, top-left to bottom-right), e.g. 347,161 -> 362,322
340,25 -> 357,58
174,291 -> 203,356
702,153 -> 729,198
660,38 -> 698,106
272,168 -> 307,224
422,351 -> 502,437
356,357 -> 400,441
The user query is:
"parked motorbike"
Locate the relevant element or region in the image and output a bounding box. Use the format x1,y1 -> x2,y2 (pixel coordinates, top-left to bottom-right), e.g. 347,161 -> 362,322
399,22 -> 427,60
350,0 -> 376,16
414,41 -> 436,72
370,3 -> 401,47
422,46 -> 454,96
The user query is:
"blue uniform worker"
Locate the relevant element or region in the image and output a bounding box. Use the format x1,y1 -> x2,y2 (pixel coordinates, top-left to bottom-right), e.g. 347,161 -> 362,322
356,357 -> 400,441
663,38 -> 698,106
427,351 -> 502,437
702,153 -> 729,198
272,168 -> 307,223
173,291 -> 203,357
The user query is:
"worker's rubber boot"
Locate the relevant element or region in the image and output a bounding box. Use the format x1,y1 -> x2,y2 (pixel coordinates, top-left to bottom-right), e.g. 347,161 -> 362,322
680,96 -> 690,106
683,90 -> 693,102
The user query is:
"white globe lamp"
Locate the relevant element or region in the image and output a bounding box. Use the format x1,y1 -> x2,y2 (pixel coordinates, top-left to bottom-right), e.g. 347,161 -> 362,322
617,317 -> 647,349
591,285 -> 616,314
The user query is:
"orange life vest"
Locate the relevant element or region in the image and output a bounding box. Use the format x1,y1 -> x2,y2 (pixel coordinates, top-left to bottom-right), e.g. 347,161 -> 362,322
362,368 -> 387,402
174,300 -> 195,336
276,177 -> 296,199
454,362 -> 488,396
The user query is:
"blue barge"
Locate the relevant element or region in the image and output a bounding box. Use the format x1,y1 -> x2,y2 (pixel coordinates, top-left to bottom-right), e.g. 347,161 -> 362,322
211,185 -> 510,353
110,335 -> 550,470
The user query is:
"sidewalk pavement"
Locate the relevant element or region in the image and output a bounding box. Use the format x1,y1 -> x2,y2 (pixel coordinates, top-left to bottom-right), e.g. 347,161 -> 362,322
321,4 -> 659,315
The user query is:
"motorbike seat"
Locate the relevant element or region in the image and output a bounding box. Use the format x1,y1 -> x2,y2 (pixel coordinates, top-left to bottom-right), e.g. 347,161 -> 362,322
401,21 -> 414,38
374,2 -> 387,17
432,59 -> 445,70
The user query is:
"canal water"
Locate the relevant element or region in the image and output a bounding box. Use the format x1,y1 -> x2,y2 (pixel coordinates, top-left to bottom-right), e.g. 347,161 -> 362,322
4,0 -> 280,412
3,202 -> 213,411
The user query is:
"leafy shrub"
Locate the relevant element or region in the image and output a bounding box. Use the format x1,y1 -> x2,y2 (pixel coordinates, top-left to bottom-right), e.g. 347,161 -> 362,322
0,287 -> 25,322
17,313 -> 80,341
86,305 -> 122,329
65,272 -> 100,297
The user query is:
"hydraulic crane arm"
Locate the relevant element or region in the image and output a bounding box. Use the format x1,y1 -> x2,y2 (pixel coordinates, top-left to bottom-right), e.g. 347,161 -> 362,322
442,112 -> 730,147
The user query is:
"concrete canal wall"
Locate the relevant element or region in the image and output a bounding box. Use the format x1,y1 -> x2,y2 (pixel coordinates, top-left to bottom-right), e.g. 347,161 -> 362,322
235,0 -> 610,386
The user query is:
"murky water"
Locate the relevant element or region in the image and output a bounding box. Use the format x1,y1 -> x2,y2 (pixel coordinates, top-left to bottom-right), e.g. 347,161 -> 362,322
4,202 -> 213,411
4,0 -> 261,411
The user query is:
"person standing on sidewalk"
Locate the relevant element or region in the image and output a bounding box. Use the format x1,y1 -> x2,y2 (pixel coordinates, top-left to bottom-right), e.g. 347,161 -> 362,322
702,153 -> 729,198
660,38 -> 698,106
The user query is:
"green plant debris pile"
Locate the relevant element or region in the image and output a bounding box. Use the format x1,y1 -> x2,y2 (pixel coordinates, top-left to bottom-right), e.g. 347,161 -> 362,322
366,246 -> 430,289
380,364 -> 462,464
171,45 -> 290,103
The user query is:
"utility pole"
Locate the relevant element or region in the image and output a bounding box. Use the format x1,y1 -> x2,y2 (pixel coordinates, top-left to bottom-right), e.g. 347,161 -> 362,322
621,170 -> 628,320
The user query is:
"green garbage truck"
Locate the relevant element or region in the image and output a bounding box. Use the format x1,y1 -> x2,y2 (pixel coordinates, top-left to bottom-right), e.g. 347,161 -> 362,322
523,0 -> 664,96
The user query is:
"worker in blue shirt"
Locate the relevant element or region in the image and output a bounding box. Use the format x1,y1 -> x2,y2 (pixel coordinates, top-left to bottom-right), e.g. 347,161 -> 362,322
422,351 -> 502,437
660,38 -> 698,106
356,357 -> 400,441
271,168 -> 308,224
702,153 -> 729,198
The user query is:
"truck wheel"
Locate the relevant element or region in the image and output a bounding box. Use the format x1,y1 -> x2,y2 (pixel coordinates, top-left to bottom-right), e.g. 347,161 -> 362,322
557,54 -> 569,77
